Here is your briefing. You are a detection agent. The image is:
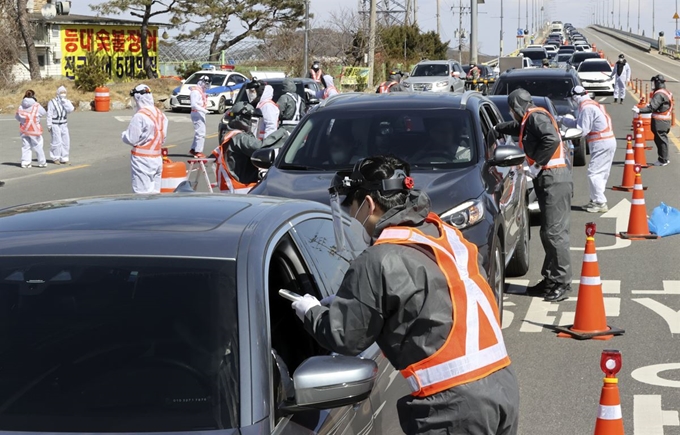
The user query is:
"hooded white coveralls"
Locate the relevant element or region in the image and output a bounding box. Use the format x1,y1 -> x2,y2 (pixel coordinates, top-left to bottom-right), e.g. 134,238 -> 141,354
122,89 -> 169,194
561,95 -> 616,204
256,85 -> 280,139
15,97 -> 47,167
190,84 -> 209,154
611,60 -> 631,101
321,75 -> 339,99
47,86 -> 75,163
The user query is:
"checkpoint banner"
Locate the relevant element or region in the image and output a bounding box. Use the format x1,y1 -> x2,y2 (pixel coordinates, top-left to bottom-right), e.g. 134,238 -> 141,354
60,25 -> 159,79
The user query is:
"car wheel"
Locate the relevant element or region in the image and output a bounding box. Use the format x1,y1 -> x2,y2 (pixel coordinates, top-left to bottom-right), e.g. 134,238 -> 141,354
573,138 -> 586,166
217,97 -> 227,114
506,204 -> 530,277
488,233 -> 505,316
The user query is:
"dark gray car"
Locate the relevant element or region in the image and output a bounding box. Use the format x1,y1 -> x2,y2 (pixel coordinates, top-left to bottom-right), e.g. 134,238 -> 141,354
0,194 -> 410,434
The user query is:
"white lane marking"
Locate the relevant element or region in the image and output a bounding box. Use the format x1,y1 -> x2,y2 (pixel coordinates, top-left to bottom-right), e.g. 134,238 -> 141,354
502,298 -> 516,330
373,401 -> 387,419
632,280 -> 680,295
632,298 -> 680,333
571,199 -> 631,251
634,395 -> 680,435
386,369 -> 400,390
632,363 -> 680,388
520,297 -> 558,332
598,97 -> 607,102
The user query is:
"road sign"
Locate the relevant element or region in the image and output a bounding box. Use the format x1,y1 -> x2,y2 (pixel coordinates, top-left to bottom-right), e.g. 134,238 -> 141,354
673,12 -> 679,19
675,29 -> 680,39
517,28 -> 524,37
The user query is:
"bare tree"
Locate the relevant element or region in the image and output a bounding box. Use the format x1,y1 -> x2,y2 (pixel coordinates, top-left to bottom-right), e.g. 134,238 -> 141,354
0,0 -> 20,84
10,0 -> 41,80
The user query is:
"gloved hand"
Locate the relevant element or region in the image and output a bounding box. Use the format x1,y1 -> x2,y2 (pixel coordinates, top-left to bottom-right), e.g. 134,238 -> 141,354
320,295 -> 336,306
632,106 -> 640,113
47,126 -> 52,133
555,115 -> 564,125
291,294 -> 320,320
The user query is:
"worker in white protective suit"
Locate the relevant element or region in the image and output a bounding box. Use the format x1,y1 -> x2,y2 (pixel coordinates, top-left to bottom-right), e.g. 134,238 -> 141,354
189,75 -> 210,158
558,86 -> 616,213
122,84 -> 168,194
256,85 -> 280,139
15,89 -> 47,169
610,54 -> 631,104
47,85 -> 75,165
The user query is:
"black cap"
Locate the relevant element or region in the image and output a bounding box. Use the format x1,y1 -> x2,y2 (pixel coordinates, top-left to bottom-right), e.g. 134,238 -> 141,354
619,53 -> 625,59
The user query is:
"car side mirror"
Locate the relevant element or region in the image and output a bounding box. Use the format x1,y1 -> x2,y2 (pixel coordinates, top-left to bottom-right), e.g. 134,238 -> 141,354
279,355 -> 377,413
489,145 -> 526,167
307,97 -> 320,105
561,127 -> 583,141
251,147 -> 276,170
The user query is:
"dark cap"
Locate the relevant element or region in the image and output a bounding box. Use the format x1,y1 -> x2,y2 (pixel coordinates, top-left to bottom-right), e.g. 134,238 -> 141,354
618,53 -> 625,59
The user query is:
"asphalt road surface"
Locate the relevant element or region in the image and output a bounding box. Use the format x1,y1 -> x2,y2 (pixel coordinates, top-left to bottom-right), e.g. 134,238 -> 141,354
2,29 -> 680,434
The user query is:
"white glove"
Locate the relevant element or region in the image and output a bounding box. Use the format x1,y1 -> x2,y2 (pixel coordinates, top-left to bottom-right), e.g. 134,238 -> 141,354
291,294 -> 321,320
47,126 -> 52,132
527,163 -> 542,178
632,106 -> 640,113
304,88 -> 316,98
555,115 -> 564,124
320,295 -> 336,306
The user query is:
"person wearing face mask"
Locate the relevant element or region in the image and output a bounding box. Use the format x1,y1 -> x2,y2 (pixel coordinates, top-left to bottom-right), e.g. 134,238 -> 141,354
46,85 -> 75,165
122,84 -> 168,194
188,75 -> 211,158
610,54 -> 631,104
15,90 -> 47,169
557,86 -> 616,213
256,85 -> 280,139
325,132 -> 360,166
291,155 -> 519,435
277,78 -> 306,133
634,75 -> 673,166
306,60 -> 323,83
494,88 -> 572,302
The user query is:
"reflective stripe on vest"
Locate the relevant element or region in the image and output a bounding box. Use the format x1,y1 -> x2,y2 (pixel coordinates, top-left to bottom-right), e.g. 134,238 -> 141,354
281,92 -> 303,123
378,81 -> 397,93
191,86 -> 207,112
323,86 -> 338,99
519,106 -> 566,169
17,104 -> 43,136
652,88 -> 673,121
51,97 -> 67,124
375,213 -> 510,397
131,107 -> 165,158
580,100 -> 615,142
310,69 -> 322,82
213,131 -> 257,193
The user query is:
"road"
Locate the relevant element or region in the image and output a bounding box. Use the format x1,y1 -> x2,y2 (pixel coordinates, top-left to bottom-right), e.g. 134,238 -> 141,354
1,29 -> 680,434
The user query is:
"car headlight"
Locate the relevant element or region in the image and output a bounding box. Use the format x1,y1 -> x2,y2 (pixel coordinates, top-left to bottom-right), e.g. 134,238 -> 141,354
440,199 -> 485,229
435,80 -> 448,87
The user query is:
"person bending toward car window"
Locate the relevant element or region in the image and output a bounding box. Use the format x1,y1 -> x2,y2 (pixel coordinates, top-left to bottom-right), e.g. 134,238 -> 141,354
291,155 -> 519,435
495,88 -> 573,302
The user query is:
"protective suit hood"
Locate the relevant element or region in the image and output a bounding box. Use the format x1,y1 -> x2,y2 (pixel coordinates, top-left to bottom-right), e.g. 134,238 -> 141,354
132,84 -> 155,111
507,88 -> 534,119
21,97 -> 37,109
373,190 -> 431,240
56,86 -> 67,97
323,75 -> 335,88
388,72 -> 401,82
256,85 -> 274,109
281,78 -> 296,94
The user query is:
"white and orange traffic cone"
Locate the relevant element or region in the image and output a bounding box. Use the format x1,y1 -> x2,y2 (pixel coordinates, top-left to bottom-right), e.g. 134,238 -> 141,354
160,147 -> 188,194
619,165 -> 659,240
594,350 -> 625,435
556,223 -> 625,340
633,122 -> 649,168
612,135 -> 644,192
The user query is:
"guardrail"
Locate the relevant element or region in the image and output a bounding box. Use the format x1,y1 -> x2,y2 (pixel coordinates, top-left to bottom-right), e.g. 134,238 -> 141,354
589,25 -> 651,52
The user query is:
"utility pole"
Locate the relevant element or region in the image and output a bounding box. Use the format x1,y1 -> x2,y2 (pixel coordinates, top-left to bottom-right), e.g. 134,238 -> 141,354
618,0 -> 621,28
637,0 -> 640,34
517,0 -> 521,49
676,0 -> 678,52
303,0 -> 309,76
499,0 -> 504,57
368,0 -> 377,89
470,0 -> 478,64
436,0 -> 441,35
525,0 -> 528,35
652,0 -> 655,36
626,0 -> 630,30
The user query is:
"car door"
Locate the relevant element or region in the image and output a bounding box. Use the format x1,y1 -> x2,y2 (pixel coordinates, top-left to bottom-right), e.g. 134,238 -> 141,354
450,62 -> 465,93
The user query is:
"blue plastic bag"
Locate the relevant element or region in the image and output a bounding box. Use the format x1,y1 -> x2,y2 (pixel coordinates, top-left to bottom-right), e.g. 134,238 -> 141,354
648,202 -> 680,237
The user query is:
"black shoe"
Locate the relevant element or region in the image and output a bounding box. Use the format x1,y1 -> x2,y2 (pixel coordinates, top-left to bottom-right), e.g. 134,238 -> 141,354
526,279 -> 553,296
544,286 -> 571,302
0,181 -> 4,187
614,98 -> 618,103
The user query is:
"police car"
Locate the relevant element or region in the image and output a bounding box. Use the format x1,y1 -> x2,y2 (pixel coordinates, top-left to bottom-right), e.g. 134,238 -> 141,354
170,69 -> 248,114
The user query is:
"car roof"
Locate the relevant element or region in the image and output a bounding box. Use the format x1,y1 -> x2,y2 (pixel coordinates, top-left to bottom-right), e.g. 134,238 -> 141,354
249,77 -> 317,85
314,91 -> 485,112
499,68 -> 576,78
416,59 -> 455,64
191,70 -> 239,76
0,194 -> 330,258
581,58 -> 609,63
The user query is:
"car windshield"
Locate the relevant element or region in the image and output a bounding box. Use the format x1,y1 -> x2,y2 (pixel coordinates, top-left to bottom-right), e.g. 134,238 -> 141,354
185,73 -> 226,86
556,54 -> 572,62
494,77 -> 575,100
572,53 -> 600,62
233,82 -> 307,106
411,63 -> 450,77
521,50 -> 546,61
0,257 -> 239,432
492,98 -> 555,122
578,62 -> 612,72
281,109 -> 476,170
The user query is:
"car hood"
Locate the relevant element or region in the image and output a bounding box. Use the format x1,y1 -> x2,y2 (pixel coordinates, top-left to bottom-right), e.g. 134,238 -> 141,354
251,165 -> 485,215
405,76 -> 451,83
578,71 -> 613,81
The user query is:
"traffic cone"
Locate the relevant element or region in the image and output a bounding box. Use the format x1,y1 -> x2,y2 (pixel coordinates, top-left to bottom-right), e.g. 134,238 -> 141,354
160,148 -> 188,194
633,122 -> 649,168
556,223 -> 625,340
619,166 -> 659,240
612,135 -> 646,192
594,351 -> 625,435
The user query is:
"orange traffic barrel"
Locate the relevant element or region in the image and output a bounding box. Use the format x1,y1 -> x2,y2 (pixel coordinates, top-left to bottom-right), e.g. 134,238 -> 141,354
94,86 -> 110,112
161,160 -> 188,193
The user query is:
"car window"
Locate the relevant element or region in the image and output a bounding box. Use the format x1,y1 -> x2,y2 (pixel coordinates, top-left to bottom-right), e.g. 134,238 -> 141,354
411,63 -> 449,77
185,73 -> 227,86
578,62 -> 612,72
229,75 -> 245,84
493,77 -> 574,100
0,256 -> 239,432
281,109 -> 476,170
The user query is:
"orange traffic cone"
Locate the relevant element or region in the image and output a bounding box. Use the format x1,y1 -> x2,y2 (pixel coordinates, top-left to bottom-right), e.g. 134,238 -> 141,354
557,223 -> 625,340
160,148 -> 188,194
594,350 -> 625,435
619,165 -> 659,240
633,122 -> 649,168
612,135 -> 644,192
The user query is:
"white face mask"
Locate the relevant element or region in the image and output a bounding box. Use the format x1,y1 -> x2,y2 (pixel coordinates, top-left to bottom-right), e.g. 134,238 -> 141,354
59,93 -> 67,99
352,198 -> 373,245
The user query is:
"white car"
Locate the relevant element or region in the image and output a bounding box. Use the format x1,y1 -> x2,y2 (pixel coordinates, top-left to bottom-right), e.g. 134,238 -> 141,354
544,45 -> 558,58
170,70 -> 248,114
574,42 -> 592,52
577,59 -> 615,95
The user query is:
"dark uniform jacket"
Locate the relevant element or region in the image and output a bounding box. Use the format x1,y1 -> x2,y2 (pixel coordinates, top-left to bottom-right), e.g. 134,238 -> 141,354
277,79 -> 305,133
224,127 -> 287,184
640,85 -> 672,130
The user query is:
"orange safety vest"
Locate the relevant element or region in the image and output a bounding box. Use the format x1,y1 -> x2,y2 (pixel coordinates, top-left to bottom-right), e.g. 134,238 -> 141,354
579,100 -> 615,143
375,214 -> 510,398
518,106 -> 567,169
17,104 -> 43,136
652,88 -> 673,121
131,107 -> 165,158
212,130 -> 257,193
191,86 -> 207,112
310,69 -> 322,82
323,86 -> 338,99
378,81 -> 397,93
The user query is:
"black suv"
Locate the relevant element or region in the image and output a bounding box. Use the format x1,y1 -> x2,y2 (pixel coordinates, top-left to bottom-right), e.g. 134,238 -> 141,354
489,68 -> 588,166
249,91 -> 532,306
218,77 -> 322,144
569,51 -> 601,70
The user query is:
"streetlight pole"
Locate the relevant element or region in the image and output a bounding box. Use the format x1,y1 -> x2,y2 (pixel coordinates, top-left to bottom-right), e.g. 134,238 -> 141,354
525,0 -> 529,36
517,0 -> 521,49
471,0 -> 478,64
676,0 -> 679,52
627,0 -> 630,31
652,0 -> 655,36
303,0 -> 309,76
367,0 -> 377,89
637,0 -> 640,34
618,0 -> 621,29
499,0 -> 504,57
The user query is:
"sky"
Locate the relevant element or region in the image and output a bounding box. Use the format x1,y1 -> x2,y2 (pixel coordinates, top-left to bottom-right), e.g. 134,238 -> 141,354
73,0 -> 680,56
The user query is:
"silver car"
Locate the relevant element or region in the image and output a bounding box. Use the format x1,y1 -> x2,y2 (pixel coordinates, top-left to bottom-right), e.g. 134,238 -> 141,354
402,59 -> 466,93
0,194 -> 410,434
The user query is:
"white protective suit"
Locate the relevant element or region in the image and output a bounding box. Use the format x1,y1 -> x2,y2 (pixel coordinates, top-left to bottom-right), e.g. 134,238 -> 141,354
122,85 -> 169,194
190,81 -> 210,154
15,97 -> 47,168
321,75 -> 339,99
47,86 -> 75,164
611,59 -> 631,102
560,95 -> 616,204
256,85 -> 280,139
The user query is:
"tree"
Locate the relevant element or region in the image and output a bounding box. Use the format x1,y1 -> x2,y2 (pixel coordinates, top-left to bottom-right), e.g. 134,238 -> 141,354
11,0 -> 41,80
175,0 -> 305,62
91,0 -> 179,79
379,25 -> 449,64
0,0 -> 21,84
